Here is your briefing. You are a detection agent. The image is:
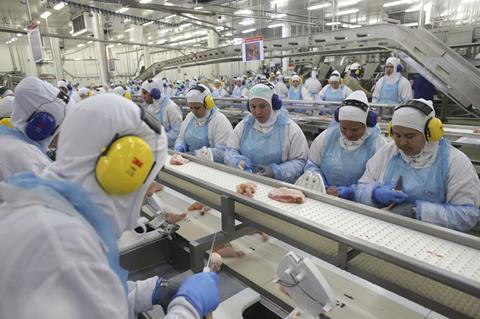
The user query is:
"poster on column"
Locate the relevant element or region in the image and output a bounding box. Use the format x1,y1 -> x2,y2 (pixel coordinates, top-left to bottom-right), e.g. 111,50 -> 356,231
242,36 -> 264,62
27,22 -> 45,63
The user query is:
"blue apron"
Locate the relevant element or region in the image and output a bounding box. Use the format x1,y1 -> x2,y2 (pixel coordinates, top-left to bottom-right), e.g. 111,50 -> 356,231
240,110 -> 288,167
232,86 -> 245,98
323,85 -> 344,102
6,172 -> 128,294
0,126 -> 45,152
379,78 -> 400,104
383,138 -> 449,203
155,98 -> 170,129
320,124 -> 379,186
184,109 -> 215,152
211,89 -> 223,98
288,85 -> 304,100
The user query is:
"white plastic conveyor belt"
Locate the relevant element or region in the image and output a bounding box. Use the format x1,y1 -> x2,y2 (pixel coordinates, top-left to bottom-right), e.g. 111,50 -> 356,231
161,155 -> 480,299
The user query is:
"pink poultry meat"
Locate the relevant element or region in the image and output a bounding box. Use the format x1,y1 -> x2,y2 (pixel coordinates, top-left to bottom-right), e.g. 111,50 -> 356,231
236,182 -> 257,198
169,154 -> 190,165
268,187 -> 305,204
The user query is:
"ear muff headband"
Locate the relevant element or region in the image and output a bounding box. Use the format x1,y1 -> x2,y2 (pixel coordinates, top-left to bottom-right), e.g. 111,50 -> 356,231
188,85 -> 215,110
0,116 -> 13,128
391,100 -> 444,142
354,69 -> 361,76
334,99 -> 377,128
246,81 -> 282,111
95,106 -> 161,195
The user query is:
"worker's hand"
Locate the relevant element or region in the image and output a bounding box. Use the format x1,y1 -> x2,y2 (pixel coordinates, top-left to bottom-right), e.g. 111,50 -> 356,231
172,272 -> 219,318
390,202 -> 416,219
337,186 -> 354,200
146,181 -> 164,197
372,185 -> 409,206
256,165 -> 274,178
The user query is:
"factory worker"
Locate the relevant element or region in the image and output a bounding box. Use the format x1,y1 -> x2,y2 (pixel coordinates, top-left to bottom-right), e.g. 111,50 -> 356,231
317,73 -> 353,114
372,57 -> 412,108
211,79 -> 228,98
113,85 -> 133,100
57,79 -> 69,95
78,87 -> 91,100
274,74 -> 289,99
175,85 -> 233,163
302,91 -> 385,197
304,70 -> 322,99
142,79 -> 183,148
225,82 -> 309,183
0,94 -> 219,319
344,63 -> 372,99
174,80 -> 187,97
351,99 -> 480,232
0,86 -> 15,127
231,77 -> 249,98
0,77 -> 70,181
288,75 -> 311,101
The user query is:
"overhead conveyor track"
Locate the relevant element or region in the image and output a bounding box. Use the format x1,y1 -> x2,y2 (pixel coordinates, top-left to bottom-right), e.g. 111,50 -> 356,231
139,24 -> 480,116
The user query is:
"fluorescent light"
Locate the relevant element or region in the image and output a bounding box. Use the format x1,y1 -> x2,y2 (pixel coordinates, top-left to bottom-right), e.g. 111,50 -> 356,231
159,29 -> 171,34
139,0 -> 152,3
53,2 -> 66,10
148,41 -> 153,45
115,7 -> 129,13
164,1 -> 174,6
405,5 -> 420,12
326,22 -> 341,26
403,22 -> 418,26
143,21 -> 154,26
193,43 -> 201,47
383,0 -> 412,8
106,44 -> 114,48
242,28 -> 256,33
87,40 -> 93,43
215,26 -> 225,31
77,43 -> 85,48
125,28 -> 134,32
235,9 -> 253,15
72,28 -> 88,36
239,19 -> 255,26
117,43 -> 122,46
271,0 -> 288,7
40,11 -> 51,19
224,32 -> 233,36
194,6 -> 204,10
117,34 -> 124,39
133,45 -> 140,48
192,30 -> 208,36
268,23 -> 283,28
338,0 -> 360,8
148,36 -> 152,40
164,15 -> 176,19
307,3 -> 331,10
16,33 -> 22,37
157,39 -> 167,44
124,18 -> 131,23
269,13 -> 287,18
337,8 -> 359,16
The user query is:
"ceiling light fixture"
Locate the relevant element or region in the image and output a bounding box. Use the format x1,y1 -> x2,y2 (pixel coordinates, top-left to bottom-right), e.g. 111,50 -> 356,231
336,8 -> 359,15
40,11 -> 51,19
53,2 -> 66,10
268,23 -> 283,28
242,28 -> 256,33
307,3 -> 331,10
115,7 -> 129,13
239,19 -> 255,25
383,0 -> 412,8
235,9 -> 253,15
338,0 -> 361,8
139,0 -> 152,3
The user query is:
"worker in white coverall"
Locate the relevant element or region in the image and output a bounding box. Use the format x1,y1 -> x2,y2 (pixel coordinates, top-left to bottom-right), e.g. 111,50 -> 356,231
348,99 -> 480,232
0,77 -> 71,181
0,94 -> 219,319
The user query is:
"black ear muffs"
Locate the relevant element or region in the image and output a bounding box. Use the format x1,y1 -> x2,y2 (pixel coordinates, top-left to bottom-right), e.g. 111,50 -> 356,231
391,100 -> 443,142
334,99 -> 377,128
246,81 -> 282,111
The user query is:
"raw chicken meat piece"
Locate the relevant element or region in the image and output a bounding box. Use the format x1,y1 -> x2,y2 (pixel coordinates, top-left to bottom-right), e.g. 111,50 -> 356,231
215,243 -> 245,258
165,212 -> 187,224
236,182 -> 257,198
187,201 -> 211,216
268,187 -> 305,204
169,154 -> 190,165
207,252 -> 223,272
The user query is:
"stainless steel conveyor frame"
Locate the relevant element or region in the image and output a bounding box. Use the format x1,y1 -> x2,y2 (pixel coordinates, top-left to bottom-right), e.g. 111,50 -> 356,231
157,153 -> 480,318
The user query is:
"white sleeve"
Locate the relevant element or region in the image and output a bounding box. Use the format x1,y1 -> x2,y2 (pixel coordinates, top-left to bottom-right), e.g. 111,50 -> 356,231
399,77 -> 413,103
318,86 -> 328,100
166,102 -> 183,127
343,86 -> 353,98
283,121 -> 309,161
165,297 -> 200,319
358,143 -> 396,184
176,113 -> 193,143
127,276 -> 158,315
227,119 -> 245,149
302,87 -> 312,101
242,88 -> 249,97
307,130 -> 328,167
372,78 -> 383,103
209,113 -> 233,146
446,148 -> 480,206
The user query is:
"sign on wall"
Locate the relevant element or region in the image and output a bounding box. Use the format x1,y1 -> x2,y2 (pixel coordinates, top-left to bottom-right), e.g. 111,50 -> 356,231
242,36 -> 264,62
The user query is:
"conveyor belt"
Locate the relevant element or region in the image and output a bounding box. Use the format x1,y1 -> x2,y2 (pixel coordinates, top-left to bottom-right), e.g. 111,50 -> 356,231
161,155 -> 480,299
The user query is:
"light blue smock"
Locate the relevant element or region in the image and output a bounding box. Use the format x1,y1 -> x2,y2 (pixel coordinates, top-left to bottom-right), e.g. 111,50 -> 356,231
316,125 -> 379,186
183,110 -> 215,152
323,85 -> 344,102
6,172 -> 128,294
211,89 -> 223,98
378,78 -> 400,104
154,98 -> 181,148
288,85 -> 304,100
232,86 -> 245,98
0,125 -> 46,153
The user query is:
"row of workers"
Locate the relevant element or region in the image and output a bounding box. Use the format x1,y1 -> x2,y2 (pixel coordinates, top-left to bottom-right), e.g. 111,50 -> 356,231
0,77 -> 218,319
140,79 -> 480,233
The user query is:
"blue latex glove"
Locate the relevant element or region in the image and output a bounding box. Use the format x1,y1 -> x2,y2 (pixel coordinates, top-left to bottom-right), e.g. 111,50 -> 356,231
175,145 -> 185,153
337,186 -> 354,200
372,185 -> 409,206
173,272 -> 219,318
256,165 -> 274,178
391,202 -> 416,219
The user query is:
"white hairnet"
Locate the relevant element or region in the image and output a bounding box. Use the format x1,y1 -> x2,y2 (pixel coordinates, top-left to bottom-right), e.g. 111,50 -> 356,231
12,77 -> 67,150
392,98 -> 434,136
339,91 -> 369,124
43,94 -> 168,236
113,86 -> 125,96
78,87 -> 90,96
329,75 -> 340,82
141,79 -> 163,96
57,80 -> 68,89
292,75 -> 300,81
248,83 -> 274,108
186,84 -> 211,104
1,89 -> 14,97
350,63 -> 361,70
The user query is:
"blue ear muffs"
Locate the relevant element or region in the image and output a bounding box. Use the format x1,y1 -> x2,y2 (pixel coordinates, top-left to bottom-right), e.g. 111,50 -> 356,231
334,99 -> 377,128
396,64 -> 404,73
246,81 -> 282,112
25,111 -> 57,141
150,88 -> 161,100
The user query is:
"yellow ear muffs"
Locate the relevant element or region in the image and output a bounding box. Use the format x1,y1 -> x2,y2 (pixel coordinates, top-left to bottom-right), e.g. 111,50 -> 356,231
387,120 -> 393,138
0,117 -> 13,128
355,69 -> 361,76
123,91 -> 132,100
96,135 -> 154,195
204,94 -> 215,110
425,116 -> 444,142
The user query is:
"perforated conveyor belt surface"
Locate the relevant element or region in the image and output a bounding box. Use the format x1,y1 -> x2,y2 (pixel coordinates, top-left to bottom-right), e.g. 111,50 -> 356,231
164,156 -> 480,291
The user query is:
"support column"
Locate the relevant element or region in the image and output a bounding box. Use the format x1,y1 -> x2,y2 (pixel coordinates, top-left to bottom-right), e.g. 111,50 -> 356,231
281,24 -> 291,74
92,12 -> 109,85
46,20 -> 64,81
143,27 -> 152,69
208,17 -> 219,77
8,44 -> 17,71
